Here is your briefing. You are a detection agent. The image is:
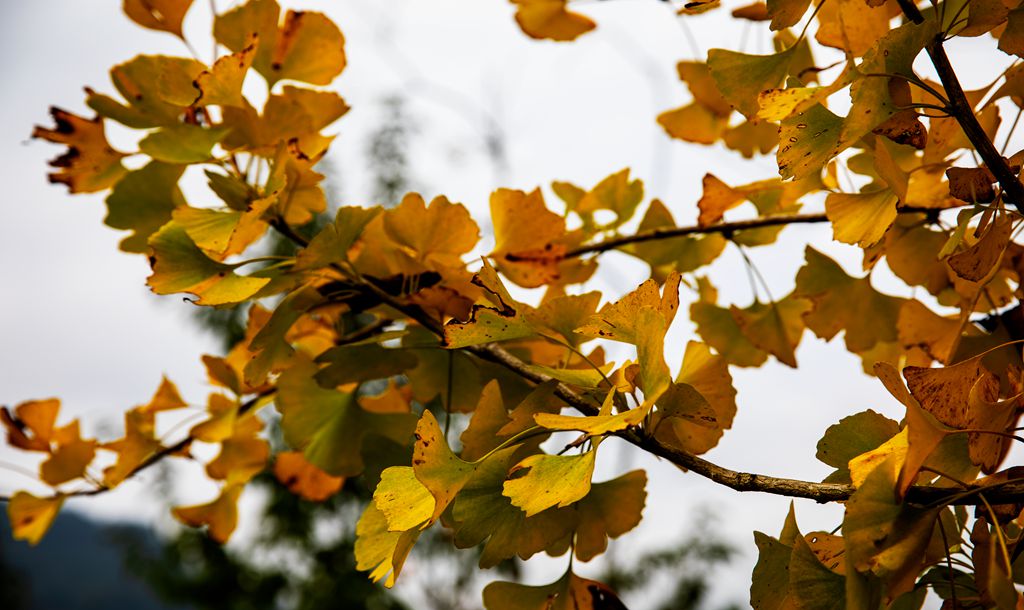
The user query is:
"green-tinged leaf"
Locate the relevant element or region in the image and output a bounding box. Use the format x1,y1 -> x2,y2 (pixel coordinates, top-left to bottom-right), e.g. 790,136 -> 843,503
502,450 -> 596,517
691,299 -> 769,367
450,449 -> 576,568
295,206 -> 381,270
193,36 -> 257,107
139,124 -> 230,163
105,162 -> 185,253
751,531 -> 795,610
314,344 -> 418,387
708,43 -> 800,118
777,103 -> 844,181
816,410 -> 900,483
243,286 -> 322,386
788,534 -> 844,609
575,168 -> 644,228
146,222 -> 271,306
86,55 -> 204,128
843,456 -> 940,599
483,570 -> 625,610
276,355 -> 417,476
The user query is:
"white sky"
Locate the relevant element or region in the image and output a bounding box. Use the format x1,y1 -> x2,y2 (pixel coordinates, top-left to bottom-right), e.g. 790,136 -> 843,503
1,1 -> 1018,608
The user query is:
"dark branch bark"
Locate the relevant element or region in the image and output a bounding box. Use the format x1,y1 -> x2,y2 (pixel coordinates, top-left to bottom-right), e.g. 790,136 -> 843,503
564,206 -> 959,259
924,36 -> 1024,211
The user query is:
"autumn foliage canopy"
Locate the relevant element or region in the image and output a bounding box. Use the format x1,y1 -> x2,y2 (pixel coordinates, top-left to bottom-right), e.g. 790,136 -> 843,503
9,0 -> 1024,607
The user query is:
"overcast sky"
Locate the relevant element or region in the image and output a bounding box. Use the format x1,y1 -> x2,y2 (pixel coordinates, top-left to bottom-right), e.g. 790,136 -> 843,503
2,1 -> 1019,607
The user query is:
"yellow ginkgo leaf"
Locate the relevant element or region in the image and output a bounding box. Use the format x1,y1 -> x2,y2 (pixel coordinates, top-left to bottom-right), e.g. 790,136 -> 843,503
825,189 -> 899,247
483,569 -> 626,610
510,0 -> 595,42
192,35 -> 257,108
383,193 -> 479,269
8,492 -> 64,546
142,376 -> 189,413
214,0 -> 345,87
102,407 -> 162,487
576,272 -> 681,344
373,466 -> 435,532
490,188 -> 567,288
40,421 -> 97,486
354,502 -> 421,588
1,398 -> 60,452
172,484 -> 244,543
502,450 -> 596,517
146,222 -> 271,306
411,411 -> 477,523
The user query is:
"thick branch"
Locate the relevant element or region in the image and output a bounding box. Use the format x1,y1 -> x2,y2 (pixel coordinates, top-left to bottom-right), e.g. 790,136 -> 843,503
925,36 -> 1024,211
564,206 -> 956,259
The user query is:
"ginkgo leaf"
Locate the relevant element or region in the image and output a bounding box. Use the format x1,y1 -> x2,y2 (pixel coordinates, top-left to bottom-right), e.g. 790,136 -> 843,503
384,193 -> 479,269
450,448 -> 576,568
788,533 -> 845,606
242,286 -> 322,386
214,0 -> 346,86
295,206 -> 381,270
576,272 -> 681,344
751,530 -> 795,609
104,162 -> 185,253
410,411 -> 477,523
483,570 -> 626,610
139,124 -> 231,164
503,450 -> 596,517
123,0 -> 194,38
221,87 -> 349,151
531,292 -> 601,347
461,381 -> 560,461
575,169 -> 644,228
947,214 -> 1013,282
573,470 -> 646,561
794,247 -> 903,355
1,399 -> 60,452
657,103 -> 728,144
824,189 -> 899,247
172,484 -> 244,543
691,300 -> 769,367
86,55 -> 205,128
729,296 -> 808,368
8,492 -> 63,546
815,0 -> 890,56
193,35 -> 257,108
31,107 -> 127,193
654,341 -> 737,455
206,430 -> 269,484
275,355 -> 417,476
510,0 -> 596,42
843,456 -> 940,598
777,103 -> 844,181
848,428 -> 907,489
146,222 -> 271,306
766,0 -> 811,30
816,410 -> 899,483
708,43 -> 800,118
490,188 -> 567,288
373,466 -> 435,532
443,263 -> 536,348
173,195 -> 273,260
273,451 -> 344,501
896,300 -> 963,365
102,407 -> 162,487
40,421 -> 98,486
354,501 -> 421,588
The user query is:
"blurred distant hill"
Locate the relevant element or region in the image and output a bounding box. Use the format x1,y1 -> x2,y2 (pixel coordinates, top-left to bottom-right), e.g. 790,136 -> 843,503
0,510 -> 183,610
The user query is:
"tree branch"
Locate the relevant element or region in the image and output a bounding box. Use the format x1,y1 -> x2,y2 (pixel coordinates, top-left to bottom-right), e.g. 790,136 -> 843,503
0,390 -> 275,503
924,36 -> 1024,211
564,206 -> 958,259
